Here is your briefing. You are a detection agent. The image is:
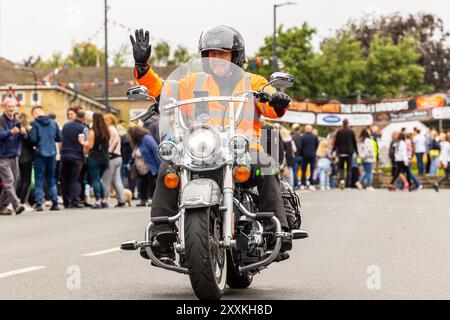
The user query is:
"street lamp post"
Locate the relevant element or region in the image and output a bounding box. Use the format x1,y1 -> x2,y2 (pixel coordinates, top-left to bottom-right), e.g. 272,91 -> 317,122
273,2 -> 297,72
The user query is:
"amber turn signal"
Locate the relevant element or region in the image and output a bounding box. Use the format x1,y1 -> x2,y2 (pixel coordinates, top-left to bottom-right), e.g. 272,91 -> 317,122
234,166 -> 251,184
164,172 -> 180,189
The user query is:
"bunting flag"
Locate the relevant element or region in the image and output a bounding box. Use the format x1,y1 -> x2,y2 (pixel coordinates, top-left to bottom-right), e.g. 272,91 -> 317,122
86,25 -> 105,43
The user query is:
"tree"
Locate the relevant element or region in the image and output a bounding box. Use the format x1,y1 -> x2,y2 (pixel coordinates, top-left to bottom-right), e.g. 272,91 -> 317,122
113,43 -> 131,67
151,41 -> 171,67
171,45 -> 191,65
365,35 -> 428,98
37,43 -> 105,68
66,42 -> 105,68
313,31 -> 367,99
252,23 -> 317,98
351,13 -> 450,92
37,52 -> 65,68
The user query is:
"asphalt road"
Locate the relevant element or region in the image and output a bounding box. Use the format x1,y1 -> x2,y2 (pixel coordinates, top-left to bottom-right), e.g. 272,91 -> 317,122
1,190 -> 450,300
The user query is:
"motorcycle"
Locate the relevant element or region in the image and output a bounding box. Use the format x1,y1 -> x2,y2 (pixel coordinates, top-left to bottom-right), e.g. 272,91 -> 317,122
121,58 -> 308,300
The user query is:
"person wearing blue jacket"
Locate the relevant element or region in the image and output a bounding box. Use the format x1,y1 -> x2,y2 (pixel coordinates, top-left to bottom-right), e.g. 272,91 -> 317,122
0,99 -> 27,215
30,106 -> 62,212
128,126 -> 161,207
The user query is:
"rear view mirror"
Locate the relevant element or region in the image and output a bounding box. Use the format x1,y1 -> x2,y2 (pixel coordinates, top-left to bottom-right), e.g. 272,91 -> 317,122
127,86 -> 150,101
269,72 -> 294,89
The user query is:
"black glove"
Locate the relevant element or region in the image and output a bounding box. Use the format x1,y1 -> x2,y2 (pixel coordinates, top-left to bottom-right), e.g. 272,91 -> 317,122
130,29 -> 152,68
269,92 -> 291,110
254,91 -> 272,104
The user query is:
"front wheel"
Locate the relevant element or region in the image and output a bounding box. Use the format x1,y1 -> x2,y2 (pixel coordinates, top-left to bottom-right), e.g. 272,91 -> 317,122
185,207 -> 227,300
226,251 -> 253,289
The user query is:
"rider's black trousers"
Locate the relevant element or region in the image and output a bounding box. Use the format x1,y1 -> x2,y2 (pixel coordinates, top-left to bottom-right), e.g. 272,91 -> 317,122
151,162 -> 289,236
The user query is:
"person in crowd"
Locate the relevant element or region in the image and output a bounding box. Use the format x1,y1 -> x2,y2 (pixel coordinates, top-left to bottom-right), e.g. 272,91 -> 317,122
17,113 -> 34,208
79,113 -> 110,210
356,129 -> 375,191
405,132 -> 422,191
66,107 -> 79,122
413,128 -> 426,176
280,126 -> 296,187
312,128 -> 319,137
60,110 -> 88,209
30,106 -> 62,212
128,126 -> 161,207
428,130 -> 441,176
49,113 -> 63,199
299,125 -> 319,191
291,124 -> 303,189
389,131 -> 407,191
79,111 -> 93,208
316,137 -> 332,191
369,125 -> 381,173
351,152 -> 361,188
101,114 -> 126,208
117,120 -> 128,137
0,99 -> 26,216
425,127 -> 436,175
389,132 -> 412,191
332,119 -> 358,189
120,131 -> 136,194
433,132 -> 450,192
144,116 -> 161,145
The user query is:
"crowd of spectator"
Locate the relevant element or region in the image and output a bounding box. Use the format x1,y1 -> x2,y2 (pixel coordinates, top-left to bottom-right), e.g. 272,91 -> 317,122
0,99 -> 161,216
1,97 -> 449,216
279,120 -> 449,193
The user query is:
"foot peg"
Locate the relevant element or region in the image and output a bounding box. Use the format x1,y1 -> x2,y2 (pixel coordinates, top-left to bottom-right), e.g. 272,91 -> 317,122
121,241 -> 139,251
292,230 -> 309,240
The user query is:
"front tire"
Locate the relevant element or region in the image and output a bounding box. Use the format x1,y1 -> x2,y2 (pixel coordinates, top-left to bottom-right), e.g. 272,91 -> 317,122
185,207 -> 227,300
226,251 -> 253,289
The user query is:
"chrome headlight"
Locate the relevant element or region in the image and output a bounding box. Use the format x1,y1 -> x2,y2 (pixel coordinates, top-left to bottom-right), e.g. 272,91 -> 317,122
184,125 -> 219,161
158,141 -> 177,162
229,135 -> 249,155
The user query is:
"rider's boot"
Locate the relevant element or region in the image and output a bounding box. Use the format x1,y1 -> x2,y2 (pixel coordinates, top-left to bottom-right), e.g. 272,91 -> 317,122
265,224 -> 293,252
140,231 -> 177,266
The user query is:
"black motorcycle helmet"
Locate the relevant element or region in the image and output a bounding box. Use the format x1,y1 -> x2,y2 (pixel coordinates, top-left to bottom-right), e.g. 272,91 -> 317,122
198,25 -> 246,68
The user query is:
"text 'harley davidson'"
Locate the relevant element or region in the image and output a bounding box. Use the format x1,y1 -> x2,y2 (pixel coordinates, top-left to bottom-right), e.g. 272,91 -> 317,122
121,58 -> 309,300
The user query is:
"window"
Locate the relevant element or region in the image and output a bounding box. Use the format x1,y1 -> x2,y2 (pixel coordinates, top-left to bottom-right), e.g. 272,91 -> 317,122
0,92 -> 24,106
30,91 -> 41,106
15,92 -> 25,105
130,109 -> 147,120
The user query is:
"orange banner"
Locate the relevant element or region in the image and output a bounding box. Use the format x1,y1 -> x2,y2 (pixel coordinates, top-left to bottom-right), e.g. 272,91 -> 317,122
416,95 -> 446,110
291,101 -> 340,113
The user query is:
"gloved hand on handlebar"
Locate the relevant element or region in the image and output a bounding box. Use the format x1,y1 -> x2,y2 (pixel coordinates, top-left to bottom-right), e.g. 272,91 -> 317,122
269,92 -> 291,110
130,29 -> 152,77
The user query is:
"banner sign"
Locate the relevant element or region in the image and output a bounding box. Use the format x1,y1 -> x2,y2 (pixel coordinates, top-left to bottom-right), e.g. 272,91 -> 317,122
291,101 -> 340,114
316,114 -> 373,127
265,110 -> 316,125
389,110 -> 431,122
416,95 -> 446,110
432,107 -> 450,120
340,101 -> 410,114
289,94 -> 448,124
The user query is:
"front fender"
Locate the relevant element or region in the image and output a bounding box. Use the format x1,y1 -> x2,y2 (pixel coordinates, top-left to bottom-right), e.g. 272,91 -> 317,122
180,179 -> 222,210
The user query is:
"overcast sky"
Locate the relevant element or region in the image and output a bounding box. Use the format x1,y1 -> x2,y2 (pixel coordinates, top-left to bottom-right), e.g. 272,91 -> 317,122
0,0 -> 449,64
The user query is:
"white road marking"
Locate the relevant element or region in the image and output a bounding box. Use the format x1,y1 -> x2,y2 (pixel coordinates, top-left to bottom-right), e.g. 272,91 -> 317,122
82,247 -> 121,257
0,266 -> 46,279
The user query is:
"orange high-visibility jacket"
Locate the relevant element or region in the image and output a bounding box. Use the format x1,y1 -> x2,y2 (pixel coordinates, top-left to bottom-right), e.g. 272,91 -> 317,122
134,67 -> 286,137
